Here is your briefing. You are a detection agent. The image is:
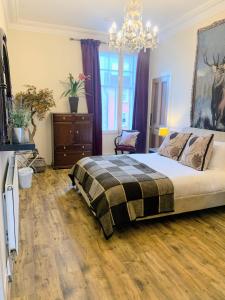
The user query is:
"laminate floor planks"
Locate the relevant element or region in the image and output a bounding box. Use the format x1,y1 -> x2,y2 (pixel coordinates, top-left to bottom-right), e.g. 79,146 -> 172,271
10,168 -> 225,300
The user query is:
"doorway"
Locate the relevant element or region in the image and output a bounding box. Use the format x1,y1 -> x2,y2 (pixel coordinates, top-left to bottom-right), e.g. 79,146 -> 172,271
149,75 -> 170,148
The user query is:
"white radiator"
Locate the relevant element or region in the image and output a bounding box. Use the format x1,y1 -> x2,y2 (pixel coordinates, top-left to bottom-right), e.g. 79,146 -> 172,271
3,155 -> 19,257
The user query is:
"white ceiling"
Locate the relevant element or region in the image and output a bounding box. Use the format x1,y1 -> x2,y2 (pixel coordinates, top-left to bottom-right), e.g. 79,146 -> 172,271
5,0 -> 225,35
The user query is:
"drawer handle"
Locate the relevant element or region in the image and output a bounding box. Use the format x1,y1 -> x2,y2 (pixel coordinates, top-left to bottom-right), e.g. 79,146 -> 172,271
76,130 -> 79,134
82,117 -> 85,120
64,154 -> 67,157
82,153 -> 85,156
82,145 -> 85,149
64,146 -> 66,150
63,117 -> 66,120
69,130 -> 72,134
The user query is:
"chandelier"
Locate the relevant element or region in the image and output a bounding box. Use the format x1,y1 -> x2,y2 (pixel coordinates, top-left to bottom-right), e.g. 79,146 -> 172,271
109,0 -> 159,52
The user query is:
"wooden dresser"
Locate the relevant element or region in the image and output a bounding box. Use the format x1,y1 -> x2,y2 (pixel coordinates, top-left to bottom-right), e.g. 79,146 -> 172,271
52,113 -> 93,169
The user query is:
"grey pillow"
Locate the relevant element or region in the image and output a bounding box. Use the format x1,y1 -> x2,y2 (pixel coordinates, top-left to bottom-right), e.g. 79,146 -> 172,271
180,134 -> 214,171
158,132 -> 192,161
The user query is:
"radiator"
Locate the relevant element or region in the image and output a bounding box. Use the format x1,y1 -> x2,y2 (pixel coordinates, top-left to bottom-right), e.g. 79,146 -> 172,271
3,155 -> 19,257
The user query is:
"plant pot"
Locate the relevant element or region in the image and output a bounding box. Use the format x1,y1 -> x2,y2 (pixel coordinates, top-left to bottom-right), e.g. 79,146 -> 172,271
12,127 -> 30,144
69,97 -> 79,113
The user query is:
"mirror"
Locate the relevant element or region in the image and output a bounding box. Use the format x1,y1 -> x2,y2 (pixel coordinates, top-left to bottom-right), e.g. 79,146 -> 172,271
0,28 -> 12,144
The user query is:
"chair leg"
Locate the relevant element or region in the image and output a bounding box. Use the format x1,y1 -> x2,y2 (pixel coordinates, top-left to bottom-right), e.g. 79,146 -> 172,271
121,150 -> 124,154
115,149 -> 118,155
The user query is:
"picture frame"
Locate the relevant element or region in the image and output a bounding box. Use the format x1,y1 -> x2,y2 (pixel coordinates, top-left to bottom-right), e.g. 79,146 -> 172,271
191,18 -> 225,131
0,28 -> 12,144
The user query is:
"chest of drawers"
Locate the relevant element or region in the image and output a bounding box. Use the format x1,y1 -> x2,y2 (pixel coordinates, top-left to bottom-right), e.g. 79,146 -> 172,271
52,113 -> 93,169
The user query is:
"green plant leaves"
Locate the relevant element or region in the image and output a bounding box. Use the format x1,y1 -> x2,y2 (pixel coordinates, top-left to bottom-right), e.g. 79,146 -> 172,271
10,108 -> 31,128
61,73 -> 89,98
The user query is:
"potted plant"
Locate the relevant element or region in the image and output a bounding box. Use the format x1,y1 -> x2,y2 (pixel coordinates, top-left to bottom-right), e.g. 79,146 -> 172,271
14,85 -> 55,139
10,107 -> 31,144
61,73 -> 90,113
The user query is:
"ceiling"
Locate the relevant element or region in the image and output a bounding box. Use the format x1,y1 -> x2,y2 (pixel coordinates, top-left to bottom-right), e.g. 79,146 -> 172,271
5,0 -> 225,35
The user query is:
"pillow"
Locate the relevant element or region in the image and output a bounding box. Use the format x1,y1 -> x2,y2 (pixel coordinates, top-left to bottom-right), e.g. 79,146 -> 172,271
208,141 -> 225,170
158,132 -> 192,160
119,131 -> 139,147
180,134 -> 214,171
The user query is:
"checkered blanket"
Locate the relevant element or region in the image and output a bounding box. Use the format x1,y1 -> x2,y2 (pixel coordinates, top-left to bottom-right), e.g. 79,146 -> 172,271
69,155 -> 174,238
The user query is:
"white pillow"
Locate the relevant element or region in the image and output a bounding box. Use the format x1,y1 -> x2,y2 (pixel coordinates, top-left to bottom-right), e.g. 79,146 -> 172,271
119,131 -> 139,147
208,141 -> 225,170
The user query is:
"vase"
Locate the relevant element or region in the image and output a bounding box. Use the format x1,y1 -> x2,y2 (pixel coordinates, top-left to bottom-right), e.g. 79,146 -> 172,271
12,128 -> 30,144
69,97 -> 79,113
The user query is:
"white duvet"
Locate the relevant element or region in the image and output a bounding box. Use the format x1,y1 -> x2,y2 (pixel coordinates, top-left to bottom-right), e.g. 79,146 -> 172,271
131,153 -> 225,199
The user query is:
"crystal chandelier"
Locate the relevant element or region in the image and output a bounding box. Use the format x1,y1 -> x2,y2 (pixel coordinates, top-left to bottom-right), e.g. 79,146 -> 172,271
109,0 -> 158,52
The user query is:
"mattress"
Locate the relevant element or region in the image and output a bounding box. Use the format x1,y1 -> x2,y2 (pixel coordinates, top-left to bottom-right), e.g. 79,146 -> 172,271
75,153 -> 225,223
129,153 -> 225,216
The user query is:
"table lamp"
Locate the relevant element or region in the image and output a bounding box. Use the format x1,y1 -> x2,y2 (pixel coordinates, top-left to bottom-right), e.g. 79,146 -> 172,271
159,127 -> 169,137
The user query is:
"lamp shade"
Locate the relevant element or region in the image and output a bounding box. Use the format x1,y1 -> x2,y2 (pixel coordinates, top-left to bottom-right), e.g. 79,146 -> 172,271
159,127 -> 169,137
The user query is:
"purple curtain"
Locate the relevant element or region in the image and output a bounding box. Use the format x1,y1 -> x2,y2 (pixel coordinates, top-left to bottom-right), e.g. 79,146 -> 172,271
80,39 -> 102,155
132,48 -> 150,153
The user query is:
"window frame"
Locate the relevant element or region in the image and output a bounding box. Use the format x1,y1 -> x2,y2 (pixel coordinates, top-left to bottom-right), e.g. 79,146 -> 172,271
99,47 -> 137,134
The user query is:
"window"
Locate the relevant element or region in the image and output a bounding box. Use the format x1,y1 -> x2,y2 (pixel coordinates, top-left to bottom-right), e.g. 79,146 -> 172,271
122,54 -> 137,130
100,51 -> 137,131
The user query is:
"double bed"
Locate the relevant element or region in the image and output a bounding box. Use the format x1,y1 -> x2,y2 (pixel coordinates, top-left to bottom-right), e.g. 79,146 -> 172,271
69,128 -> 225,238
128,153 -> 225,216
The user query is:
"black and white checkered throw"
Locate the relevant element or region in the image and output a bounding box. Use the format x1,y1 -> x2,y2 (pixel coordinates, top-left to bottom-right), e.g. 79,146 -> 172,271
69,155 -> 174,238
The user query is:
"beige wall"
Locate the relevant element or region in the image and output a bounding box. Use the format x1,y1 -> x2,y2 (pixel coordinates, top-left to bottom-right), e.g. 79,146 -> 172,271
0,0 -> 6,33
8,29 -> 86,164
0,1 -> 11,300
150,11 -> 225,133
7,29 -> 116,164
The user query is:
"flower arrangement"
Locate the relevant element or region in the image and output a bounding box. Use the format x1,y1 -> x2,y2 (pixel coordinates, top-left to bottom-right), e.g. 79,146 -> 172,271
14,85 -> 55,138
61,73 -> 90,98
10,107 -> 31,144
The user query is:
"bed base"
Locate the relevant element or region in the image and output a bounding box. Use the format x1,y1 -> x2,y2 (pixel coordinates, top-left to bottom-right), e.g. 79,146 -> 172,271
75,179 -> 225,222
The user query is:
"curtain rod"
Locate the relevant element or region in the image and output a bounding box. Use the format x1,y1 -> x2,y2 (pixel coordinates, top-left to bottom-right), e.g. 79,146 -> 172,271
70,38 -> 107,44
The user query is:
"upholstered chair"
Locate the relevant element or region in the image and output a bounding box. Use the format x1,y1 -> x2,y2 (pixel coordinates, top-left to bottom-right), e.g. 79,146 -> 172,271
114,130 -> 140,155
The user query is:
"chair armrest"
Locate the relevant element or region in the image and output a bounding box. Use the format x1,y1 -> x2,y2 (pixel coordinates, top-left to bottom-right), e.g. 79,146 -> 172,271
114,135 -> 121,147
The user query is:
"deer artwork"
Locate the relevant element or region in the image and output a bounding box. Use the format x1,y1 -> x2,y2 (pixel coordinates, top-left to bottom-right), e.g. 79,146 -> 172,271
203,54 -> 225,129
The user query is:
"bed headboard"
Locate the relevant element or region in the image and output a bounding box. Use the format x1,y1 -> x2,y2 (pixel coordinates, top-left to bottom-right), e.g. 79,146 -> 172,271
182,127 -> 225,142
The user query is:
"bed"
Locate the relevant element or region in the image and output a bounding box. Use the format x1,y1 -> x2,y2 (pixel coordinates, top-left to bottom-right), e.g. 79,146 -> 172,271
69,128 -> 225,238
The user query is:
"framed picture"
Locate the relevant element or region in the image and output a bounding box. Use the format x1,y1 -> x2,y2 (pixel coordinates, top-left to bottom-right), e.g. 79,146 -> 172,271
191,19 -> 225,131
0,28 -> 12,144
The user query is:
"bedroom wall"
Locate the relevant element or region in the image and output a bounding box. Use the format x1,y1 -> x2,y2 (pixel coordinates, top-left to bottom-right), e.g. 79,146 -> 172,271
7,29 -> 86,165
7,29 -> 116,164
8,8 -> 225,162
149,10 -> 225,133
0,0 -> 6,31
0,1 -> 11,299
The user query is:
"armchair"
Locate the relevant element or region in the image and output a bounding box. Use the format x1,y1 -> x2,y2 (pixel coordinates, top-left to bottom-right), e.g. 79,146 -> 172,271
114,130 -> 140,155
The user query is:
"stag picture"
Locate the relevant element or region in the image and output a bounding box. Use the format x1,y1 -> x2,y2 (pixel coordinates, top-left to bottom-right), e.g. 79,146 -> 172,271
191,19 -> 225,131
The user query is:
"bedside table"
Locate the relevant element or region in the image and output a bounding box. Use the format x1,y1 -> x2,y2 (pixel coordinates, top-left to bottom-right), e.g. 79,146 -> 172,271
149,147 -> 158,154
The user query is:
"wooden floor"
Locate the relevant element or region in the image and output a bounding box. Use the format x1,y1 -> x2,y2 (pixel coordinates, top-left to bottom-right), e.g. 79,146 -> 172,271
10,168 -> 225,300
